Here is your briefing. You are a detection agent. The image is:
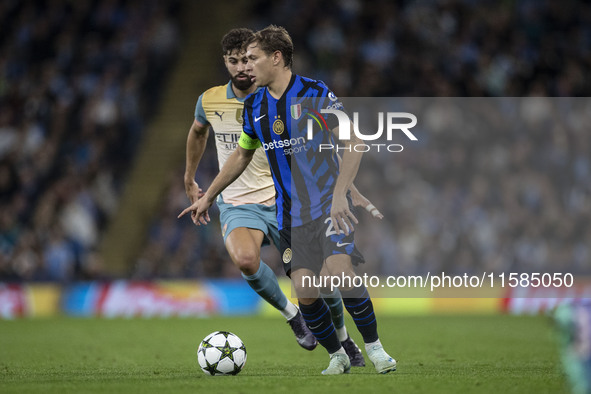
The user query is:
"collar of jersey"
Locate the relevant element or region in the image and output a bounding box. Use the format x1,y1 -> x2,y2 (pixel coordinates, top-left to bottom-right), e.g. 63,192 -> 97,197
226,81 -> 260,102
262,73 -> 297,103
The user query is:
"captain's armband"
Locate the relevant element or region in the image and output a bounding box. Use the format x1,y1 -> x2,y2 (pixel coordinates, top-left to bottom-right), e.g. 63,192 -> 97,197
239,132 -> 262,150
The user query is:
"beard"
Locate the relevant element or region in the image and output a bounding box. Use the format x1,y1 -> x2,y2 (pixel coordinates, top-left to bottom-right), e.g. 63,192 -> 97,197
231,73 -> 254,91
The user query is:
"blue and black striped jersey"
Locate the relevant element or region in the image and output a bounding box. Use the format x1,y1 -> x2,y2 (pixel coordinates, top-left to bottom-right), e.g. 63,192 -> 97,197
239,74 -> 344,229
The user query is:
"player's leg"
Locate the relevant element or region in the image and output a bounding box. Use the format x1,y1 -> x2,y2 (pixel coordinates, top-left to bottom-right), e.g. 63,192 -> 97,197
282,223 -> 349,374
225,227 -> 284,304
318,265 -> 346,336
324,253 -> 396,374
319,264 -> 365,367
225,227 -> 316,350
291,267 -> 350,375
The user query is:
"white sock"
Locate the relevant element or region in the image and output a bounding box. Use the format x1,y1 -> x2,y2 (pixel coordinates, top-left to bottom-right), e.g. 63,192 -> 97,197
280,302 -> 298,321
329,347 -> 347,357
336,326 -> 348,342
365,338 -> 382,352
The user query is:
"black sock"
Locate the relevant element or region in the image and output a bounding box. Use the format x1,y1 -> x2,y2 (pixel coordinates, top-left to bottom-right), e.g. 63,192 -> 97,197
299,298 -> 341,353
341,286 -> 379,343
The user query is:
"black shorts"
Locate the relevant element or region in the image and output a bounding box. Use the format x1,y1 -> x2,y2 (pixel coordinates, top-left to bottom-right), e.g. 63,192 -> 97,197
279,215 -> 365,277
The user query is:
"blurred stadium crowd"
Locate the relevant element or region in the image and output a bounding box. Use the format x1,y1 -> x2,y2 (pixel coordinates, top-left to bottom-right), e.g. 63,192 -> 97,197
255,0 -> 591,97
1,0 -> 590,281
137,0 -> 591,280
351,97 -> 591,278
0,0 -> 180,281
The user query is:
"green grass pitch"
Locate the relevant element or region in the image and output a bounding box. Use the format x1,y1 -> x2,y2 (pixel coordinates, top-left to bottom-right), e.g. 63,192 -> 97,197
0,315 -> 567,393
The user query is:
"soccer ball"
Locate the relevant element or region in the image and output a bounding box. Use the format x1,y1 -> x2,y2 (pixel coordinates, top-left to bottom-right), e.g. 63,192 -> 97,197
197,331 -> 247,376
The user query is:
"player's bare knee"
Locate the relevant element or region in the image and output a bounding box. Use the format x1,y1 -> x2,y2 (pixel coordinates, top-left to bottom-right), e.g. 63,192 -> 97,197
338,269 -> 358,292
233,252 -> 260,275
292,280 -> 318,300
291,270 -> 319,300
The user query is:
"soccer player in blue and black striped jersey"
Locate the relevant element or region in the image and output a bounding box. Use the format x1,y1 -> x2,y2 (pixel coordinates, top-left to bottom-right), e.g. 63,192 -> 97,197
188,25 -> 396,375
179,28 -> 367,366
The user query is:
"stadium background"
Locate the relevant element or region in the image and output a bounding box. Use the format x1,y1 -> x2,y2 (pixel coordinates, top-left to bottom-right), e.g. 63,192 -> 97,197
0,0 -> 590,319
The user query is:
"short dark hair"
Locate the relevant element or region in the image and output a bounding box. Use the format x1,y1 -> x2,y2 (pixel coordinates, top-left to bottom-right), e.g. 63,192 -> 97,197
246,25 -> 293,69
221,28 -> 254,55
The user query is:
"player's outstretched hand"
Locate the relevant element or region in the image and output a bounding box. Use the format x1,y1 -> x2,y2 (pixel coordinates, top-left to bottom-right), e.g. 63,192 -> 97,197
184,181 -> 204,204
178,193 -> 213,226
331,194 -> 358,236
350,189 -> 383,219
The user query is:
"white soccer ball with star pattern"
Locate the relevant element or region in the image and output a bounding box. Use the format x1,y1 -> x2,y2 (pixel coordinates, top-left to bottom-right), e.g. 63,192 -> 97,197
197,331 -> 247,376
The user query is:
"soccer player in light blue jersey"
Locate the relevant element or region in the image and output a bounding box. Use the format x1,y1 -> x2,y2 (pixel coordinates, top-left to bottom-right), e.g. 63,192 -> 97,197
182,26 -> 396,375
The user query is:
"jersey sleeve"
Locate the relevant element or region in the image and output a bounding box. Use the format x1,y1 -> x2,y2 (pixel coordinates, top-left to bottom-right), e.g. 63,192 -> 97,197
317,81 -> 345,130
239,99 -> 261,149
242,99 -> 256,136
194,93 -> 208,125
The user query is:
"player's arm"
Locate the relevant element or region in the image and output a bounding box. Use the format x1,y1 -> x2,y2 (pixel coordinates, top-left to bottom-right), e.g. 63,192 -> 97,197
178,133 -> 258,225
348,183 -> 383,219
201,145 -> 256,207
184,93 -> 211,207
334,153 -> 383,219
330,122 -> 363,235
184,119 -> 209,205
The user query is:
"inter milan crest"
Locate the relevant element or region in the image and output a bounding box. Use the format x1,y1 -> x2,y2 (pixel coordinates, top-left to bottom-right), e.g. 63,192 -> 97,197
282,248 -> 292,264
273,117 -> 284,135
